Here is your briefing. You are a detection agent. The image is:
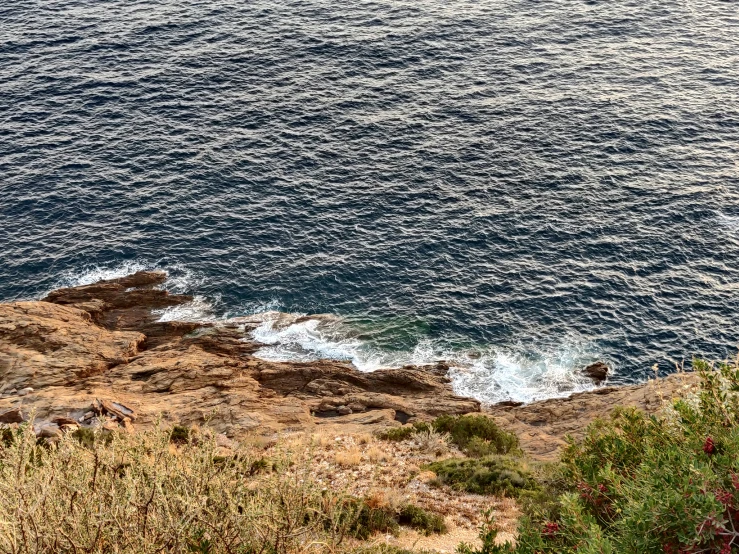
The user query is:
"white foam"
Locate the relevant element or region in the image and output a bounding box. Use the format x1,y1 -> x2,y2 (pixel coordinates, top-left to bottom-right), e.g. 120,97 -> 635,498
50,260 -> 207,295
154,294 -> 219,322
248,312 -> 601,404
447,345 -> 598,404
250,312 -> 367,365
52,260 -> 154,290
50,261 -> 220,323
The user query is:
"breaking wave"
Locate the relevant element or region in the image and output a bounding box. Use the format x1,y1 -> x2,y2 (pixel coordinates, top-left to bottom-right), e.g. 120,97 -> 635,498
247,311 -> 601,404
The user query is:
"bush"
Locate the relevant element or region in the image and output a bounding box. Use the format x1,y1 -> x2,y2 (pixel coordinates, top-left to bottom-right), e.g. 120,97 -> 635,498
345,499 -> 448,539
347,499 -> 400,539
377,426 -> 417,441
426,455 -> 538,497
398,504 -> 448,535
432,415 -> 519,456
0,424 -> 403,553
378,415 -> 519,457
169,424 -> 190,444
510,360 -> 739,553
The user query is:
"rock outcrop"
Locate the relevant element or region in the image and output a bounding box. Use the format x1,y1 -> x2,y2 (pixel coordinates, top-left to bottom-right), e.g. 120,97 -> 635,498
0,271 -> 701,459
582,361 -> 610,382
0,272 -> 479,438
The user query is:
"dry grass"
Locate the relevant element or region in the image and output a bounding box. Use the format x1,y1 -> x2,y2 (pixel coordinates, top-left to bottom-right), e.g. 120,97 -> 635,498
336,446 -> 363,467
312,428 -> 335,449
272,429 -> 521,537
0,424 -> 385,554
365,488 -> 404,512
366,445 -> 389,462
412,429 -> 451,457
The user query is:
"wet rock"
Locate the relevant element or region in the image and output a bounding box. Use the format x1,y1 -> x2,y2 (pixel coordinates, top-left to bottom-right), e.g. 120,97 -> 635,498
496,400 -> 524,408
583,362 -> 610,382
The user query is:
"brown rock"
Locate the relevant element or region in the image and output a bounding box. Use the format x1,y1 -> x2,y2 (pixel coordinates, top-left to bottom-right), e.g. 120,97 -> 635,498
0,272 -> 481,440
0,270 -> 701,456
35,423 -> 62,439
52,416 -> 78,426
0,407 -> 23,424
122,417 -> 135,433
216,433 -> 236,449
486,372 -> 699,460
102,420 -> 119,431
99,399 -> 137,421
583,361 -> 610,382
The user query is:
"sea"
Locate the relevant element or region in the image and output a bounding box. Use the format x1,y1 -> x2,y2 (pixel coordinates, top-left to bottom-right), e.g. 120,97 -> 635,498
2,0 -> 738,404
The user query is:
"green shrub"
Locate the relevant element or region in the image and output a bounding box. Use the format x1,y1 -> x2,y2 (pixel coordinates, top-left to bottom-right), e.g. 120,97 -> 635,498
377,426 -> 416,441
426,455 -> 537,497
398,504 -> 447,535
342,499 -> 447,539
432,415 -> 519,456
496,459 -> 568,527
508,360 -> 739,553
378,415 -> 519,457
346,500 -> 400,539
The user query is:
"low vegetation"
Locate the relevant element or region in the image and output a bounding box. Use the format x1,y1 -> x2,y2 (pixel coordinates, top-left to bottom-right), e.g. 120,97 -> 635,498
6,360 -> 732,553
379,414 -> 519,457
0,422 -> 447,553
478,360 -> 739,553
425,456 -> 538,498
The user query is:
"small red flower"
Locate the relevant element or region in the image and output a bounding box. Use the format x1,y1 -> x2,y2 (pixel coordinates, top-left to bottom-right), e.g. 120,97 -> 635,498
704,436 -> 716,455
542,521 -> 559,537
716,489 -> 733,506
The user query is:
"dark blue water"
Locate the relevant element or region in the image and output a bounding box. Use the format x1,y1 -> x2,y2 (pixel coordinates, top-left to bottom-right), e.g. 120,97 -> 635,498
2,0 -> 739,402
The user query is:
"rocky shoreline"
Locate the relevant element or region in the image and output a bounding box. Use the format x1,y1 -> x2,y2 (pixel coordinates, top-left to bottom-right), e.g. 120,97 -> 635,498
0,271 -> 698,458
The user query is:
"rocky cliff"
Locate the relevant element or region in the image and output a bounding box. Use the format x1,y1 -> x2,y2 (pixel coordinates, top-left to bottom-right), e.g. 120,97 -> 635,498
0,271 -> 698,458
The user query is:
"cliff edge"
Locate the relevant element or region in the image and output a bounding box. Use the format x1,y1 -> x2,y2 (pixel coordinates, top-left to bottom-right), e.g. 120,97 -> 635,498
0,271 -> 698,459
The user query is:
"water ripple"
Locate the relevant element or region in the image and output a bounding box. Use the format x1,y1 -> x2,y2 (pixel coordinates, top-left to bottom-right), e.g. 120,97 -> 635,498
1,0 -> 738,401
